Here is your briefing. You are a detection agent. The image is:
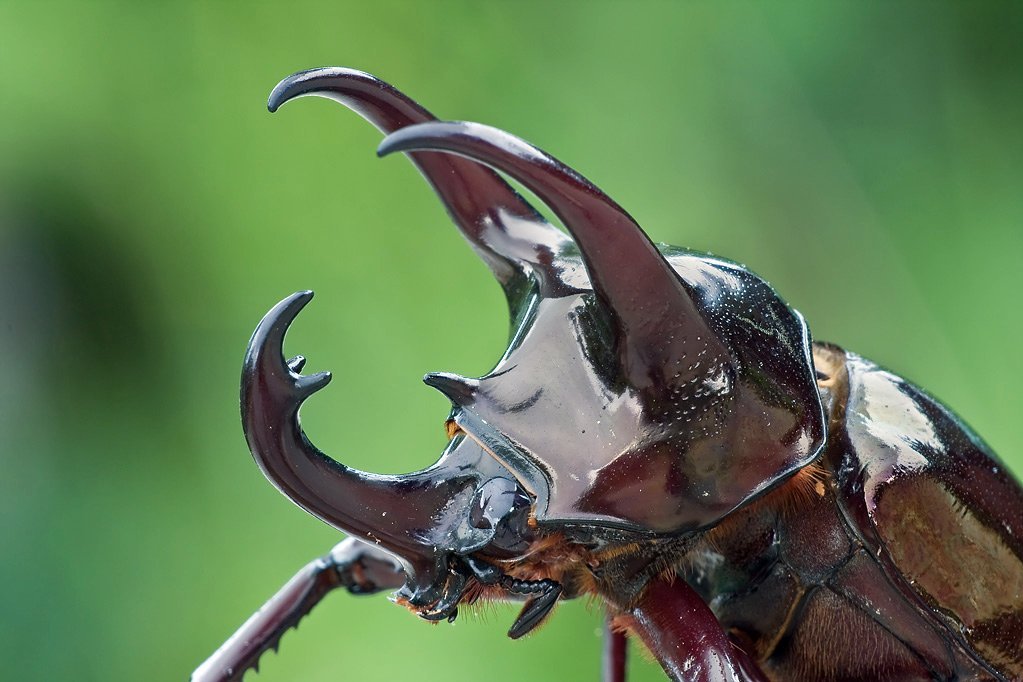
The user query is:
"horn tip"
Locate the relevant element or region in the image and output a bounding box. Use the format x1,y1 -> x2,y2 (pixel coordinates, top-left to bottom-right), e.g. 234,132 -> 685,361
296,370 -> 332,396
377,123 -> 443,158
267,68 -> 324,113
377,121 -> 508,161
278,290 -> 314,317
268,67 -> 377,113
423,372 -> 478,405
376,135 -> 399,158
250,291 -> 314,354
267,75 -> 298,113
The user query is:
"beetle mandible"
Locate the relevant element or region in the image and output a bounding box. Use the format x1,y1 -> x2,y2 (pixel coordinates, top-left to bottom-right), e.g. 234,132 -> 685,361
193,67 -> 1023,682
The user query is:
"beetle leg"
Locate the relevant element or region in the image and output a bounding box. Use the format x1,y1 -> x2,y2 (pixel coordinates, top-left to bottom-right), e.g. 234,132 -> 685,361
603,616 -> 628,682
616,576 -> 769,682
191,538 -> 404,682
328,537 -> 406,595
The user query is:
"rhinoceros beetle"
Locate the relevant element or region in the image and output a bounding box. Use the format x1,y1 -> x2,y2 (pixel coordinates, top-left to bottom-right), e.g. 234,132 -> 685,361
193,67 -> 1023,682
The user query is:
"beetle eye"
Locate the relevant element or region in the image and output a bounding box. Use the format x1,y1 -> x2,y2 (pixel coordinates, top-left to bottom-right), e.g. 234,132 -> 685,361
445,420 -> 464,440
468,477 -> 534,554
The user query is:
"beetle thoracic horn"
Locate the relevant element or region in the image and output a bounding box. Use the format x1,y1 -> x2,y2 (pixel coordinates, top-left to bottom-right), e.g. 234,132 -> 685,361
423,372 -> 479,406
267,68 -> 569,295
378,122 -> 724,389
242,291 -> 482,579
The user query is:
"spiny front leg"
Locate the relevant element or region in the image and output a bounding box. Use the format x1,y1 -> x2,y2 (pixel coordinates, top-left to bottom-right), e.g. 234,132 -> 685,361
191,538 -> 404,682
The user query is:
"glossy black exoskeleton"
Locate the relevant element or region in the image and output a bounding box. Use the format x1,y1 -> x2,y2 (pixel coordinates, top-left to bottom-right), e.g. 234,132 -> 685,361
193,68 -> 1023,682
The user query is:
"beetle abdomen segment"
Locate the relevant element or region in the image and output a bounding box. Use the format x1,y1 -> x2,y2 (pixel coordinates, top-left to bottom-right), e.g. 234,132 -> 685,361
683,470 -> 962,680
774,585 -> 933,681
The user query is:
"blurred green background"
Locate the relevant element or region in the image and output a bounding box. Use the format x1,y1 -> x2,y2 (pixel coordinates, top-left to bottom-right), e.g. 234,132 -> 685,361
0,2 -> 1020,680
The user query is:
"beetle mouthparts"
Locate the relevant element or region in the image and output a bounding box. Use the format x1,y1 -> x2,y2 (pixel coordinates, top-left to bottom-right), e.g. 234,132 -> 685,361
407,556 -> 563,639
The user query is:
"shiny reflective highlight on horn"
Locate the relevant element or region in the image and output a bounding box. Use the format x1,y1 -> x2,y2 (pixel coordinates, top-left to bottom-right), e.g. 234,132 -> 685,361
268,68 -> 569,301
241,291 -> 498,585
377,121 -> 725,389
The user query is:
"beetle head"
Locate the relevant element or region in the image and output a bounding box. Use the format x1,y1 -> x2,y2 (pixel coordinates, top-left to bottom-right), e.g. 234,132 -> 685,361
245,68 -> 826,620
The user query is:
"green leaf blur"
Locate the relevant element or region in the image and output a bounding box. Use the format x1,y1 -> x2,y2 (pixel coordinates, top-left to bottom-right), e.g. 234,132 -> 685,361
0,2 -> 1019,681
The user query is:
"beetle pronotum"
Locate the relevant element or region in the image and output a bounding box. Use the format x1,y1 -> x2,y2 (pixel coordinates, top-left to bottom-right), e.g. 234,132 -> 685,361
193,67 -> 1023,682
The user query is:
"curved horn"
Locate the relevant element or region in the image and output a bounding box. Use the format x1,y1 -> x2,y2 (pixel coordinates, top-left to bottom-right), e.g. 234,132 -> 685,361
242,291 -> 485,579
268,68 -> 569,290
378,122 -> 723,387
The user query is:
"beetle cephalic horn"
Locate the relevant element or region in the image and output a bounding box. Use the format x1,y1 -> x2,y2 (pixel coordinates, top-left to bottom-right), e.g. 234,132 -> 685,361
242,291 -> 483,581
268,68 -> 569,296
378,122 -> 725,389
